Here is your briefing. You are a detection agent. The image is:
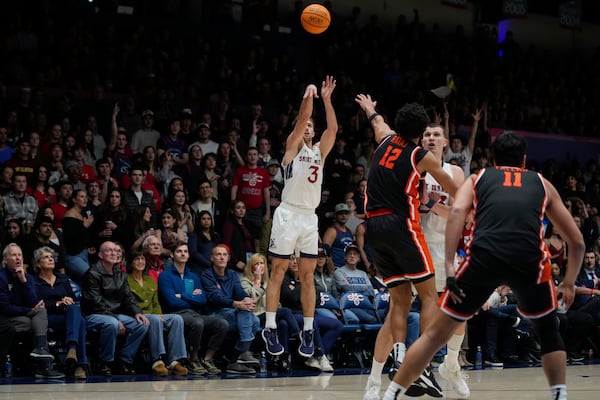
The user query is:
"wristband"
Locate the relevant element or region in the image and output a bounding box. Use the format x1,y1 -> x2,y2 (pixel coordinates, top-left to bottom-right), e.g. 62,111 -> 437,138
426,199 -> 436,208
368,112 -> 380,123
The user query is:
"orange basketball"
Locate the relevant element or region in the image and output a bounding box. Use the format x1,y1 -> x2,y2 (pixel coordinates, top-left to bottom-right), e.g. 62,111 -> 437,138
301,4 -> 331,34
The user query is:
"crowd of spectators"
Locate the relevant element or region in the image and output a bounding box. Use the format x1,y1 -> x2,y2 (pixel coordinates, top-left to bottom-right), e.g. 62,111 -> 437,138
1,0 -> 600,380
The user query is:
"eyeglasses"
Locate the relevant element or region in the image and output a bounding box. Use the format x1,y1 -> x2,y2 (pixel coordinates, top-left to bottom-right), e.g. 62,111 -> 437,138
146,243 -> 161,248
102,248 -> 121,253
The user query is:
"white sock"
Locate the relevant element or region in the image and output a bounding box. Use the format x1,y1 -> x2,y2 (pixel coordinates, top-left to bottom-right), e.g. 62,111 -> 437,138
393,342 -> 406,363
550,384 -> 567,400
383,381 -> 405,400
368,359 -> 385,384
265,312 -> 277,329
446,334 -> 464,370
303,317 -> 314,331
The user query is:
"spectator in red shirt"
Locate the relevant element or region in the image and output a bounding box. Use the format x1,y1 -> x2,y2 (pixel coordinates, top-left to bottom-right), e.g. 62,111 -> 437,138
231,147 -> 271,251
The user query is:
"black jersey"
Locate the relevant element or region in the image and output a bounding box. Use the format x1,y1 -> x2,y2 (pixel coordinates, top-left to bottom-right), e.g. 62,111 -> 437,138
365,134 -> 428,220
469,166 -> 549,267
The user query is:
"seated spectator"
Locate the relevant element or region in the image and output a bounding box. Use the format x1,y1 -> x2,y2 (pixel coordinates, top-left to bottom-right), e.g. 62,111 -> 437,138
63,189 -> 95,282
3,172 -> 39,223
314,243 -> 356,323
201,244 -> 261,374
571,250 -> 600,322
333,243 -> 378,324
322,203 -> 354,268
81,241 -> 150,376
190,178 -> 224,230
33,246 -> 88,379
158,241 -> 228,375
95,189 -> 129,249
126,250 -> 189,376
0,243 -> 64,379
21,215 -> 67,274
280,255 -> 341,372
1,218 -> 28,255
50,181 -> 73,229
142,235 -> 168,282
160,208 -> 187,253
26,165 -> 56,208
129,205 -> 162,253
221,199 -> 255,275
241,253 -> 299,371
187,210 -> 219,275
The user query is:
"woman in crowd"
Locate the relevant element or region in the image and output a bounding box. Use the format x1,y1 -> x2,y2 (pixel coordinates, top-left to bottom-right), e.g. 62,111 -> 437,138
241,253 -> 299,371
79,130 -> 96,166
1,218 -> 27,251
201,153 -> 223,202
160,208 -> 186,253
187,210 -> 219,275
126,250 -> 189,376
130,205 -> 162,252
34,246 -> 88,379
164,189 -> 194,236
221,199 -> 254,274
143,146 -> 161,180
96,189 -> 129,249
26,165 -> 56,208
62,189 -> 94,282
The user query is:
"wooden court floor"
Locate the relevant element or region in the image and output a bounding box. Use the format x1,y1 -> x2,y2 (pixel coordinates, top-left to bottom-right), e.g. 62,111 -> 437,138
2,364 -> 599,399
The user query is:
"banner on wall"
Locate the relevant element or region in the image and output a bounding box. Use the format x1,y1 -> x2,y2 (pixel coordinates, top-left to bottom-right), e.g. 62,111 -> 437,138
559,0 -> 582,30
503,0 -> 528,19
440,0 -> 468,9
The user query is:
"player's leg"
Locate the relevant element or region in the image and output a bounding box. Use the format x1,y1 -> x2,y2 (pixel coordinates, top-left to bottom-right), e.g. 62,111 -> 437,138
383,310 -> 461,400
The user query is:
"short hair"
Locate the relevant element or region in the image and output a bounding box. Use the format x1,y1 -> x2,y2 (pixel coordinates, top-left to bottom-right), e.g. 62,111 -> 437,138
32,246 -> 57,272
2,243 -> 22,259
95,157 -> 111,169
11,172 -> 28,183
394,103 -> 430,140
491,131 -> 526,167
173,241 -> 188,252
142,235 -> 161,249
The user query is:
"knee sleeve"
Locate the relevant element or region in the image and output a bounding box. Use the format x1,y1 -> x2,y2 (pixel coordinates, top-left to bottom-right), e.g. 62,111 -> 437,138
532,312 -> 565,355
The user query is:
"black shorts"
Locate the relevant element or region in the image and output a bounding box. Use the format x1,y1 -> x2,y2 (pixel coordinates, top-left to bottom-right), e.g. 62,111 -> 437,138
367,213 -> 435,288
439,250 -> 556,320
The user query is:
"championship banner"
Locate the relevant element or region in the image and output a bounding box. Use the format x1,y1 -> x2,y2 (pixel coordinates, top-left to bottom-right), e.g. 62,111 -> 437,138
559,0 -> 582,30
503,0 -> 528,19
440,0 -> 468,9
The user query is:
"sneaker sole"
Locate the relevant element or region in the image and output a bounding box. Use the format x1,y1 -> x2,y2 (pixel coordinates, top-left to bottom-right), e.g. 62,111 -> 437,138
30,353 -> 55,360
261,330 -> 284,356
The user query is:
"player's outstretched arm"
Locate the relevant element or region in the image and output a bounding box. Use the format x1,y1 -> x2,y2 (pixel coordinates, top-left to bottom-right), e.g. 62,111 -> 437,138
283,84 -> 318,165
317,75 -> 338,160
355,94 -> 390,145
418,152 -> 459,197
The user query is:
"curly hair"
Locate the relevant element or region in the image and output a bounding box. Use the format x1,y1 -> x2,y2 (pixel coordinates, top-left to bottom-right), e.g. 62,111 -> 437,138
394,102 -> 430,139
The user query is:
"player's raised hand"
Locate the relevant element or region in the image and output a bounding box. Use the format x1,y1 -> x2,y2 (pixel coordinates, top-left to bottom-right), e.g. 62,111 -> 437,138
320,75 -> 336,101
304,84 -> 319,99
355,94 -> 377,113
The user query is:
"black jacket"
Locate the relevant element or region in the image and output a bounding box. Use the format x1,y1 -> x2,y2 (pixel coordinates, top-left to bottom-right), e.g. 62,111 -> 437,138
81,261 -> 141,317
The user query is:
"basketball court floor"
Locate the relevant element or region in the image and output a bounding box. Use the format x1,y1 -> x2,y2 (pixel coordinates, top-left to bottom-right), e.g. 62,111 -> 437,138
2,363 -> 599,399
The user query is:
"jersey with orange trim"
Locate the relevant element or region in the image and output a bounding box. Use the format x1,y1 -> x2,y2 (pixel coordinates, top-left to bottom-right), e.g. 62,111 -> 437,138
366,134 -> 428,218
470,166 -> 549,274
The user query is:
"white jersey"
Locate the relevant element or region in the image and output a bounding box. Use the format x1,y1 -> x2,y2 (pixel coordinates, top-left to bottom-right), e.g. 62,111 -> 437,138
421,162 -> 454,243
281,143 -> 322,210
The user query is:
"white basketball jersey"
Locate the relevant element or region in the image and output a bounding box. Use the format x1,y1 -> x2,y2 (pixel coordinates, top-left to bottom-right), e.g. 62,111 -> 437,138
421,162 -> 453,242
281,143 -> 322,210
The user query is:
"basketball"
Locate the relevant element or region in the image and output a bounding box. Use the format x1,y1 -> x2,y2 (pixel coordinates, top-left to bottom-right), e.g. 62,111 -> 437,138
301,4 -> 331,34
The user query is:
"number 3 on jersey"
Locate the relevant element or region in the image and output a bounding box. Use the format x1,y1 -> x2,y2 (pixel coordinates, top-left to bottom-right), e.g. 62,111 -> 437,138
378,146 -> 402,169
308,165 -> 319,183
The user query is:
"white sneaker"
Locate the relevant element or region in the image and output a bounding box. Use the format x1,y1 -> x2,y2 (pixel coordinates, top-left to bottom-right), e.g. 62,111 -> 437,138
304,356 -> 321,370
363,377 -> 381,400
439,356 -> 470,398
319,355 -> 334,372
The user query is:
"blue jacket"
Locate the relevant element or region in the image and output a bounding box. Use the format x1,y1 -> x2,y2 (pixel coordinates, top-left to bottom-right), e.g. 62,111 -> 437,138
200,267 -> 249,313
158,264 -> 207,313
0,267 -> 39,316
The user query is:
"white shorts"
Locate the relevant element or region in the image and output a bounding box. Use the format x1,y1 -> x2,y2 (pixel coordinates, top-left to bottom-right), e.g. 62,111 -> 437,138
428,240 -> 447,292
268,203 -> 319,258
